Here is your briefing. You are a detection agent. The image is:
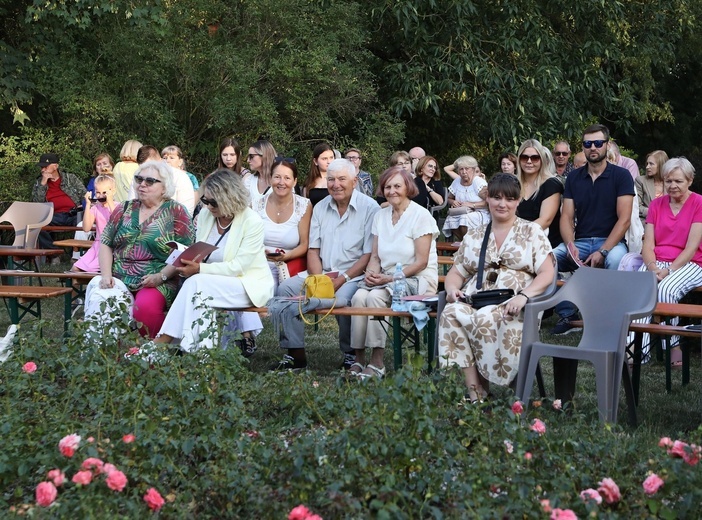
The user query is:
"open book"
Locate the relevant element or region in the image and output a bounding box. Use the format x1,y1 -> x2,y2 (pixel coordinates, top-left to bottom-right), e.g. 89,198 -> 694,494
165,241 -> 218,267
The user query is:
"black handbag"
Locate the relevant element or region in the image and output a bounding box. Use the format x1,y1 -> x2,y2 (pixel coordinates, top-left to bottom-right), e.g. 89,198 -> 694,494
463,222 -> 514,309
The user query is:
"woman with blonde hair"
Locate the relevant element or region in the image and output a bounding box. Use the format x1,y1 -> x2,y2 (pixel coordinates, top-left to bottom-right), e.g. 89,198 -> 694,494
113,139 -> 142,202
244,140 -> 277,205
636,150 -> 669,225
515,139 -> 564,247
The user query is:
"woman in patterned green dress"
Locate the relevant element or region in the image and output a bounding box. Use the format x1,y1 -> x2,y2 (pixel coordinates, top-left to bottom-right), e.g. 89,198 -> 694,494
438,174 -> 555,402
85,161 -> 194,338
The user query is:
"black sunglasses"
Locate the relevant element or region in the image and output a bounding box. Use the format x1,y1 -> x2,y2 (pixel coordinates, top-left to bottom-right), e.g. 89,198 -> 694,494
200,196 -> 218,208
519,154 -> 541,162
554,151 -> 570,157
134,175 -> 162,186
247,153 -> 263,160
582,139 -> 608,149
273,156 -> 296,164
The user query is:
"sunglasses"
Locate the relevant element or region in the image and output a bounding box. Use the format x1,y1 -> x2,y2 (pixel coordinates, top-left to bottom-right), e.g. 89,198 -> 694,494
200,196 -> 218,208
273,156 -> 297,165
247,153 -> 263,160
554,151 -> 570,157
519,154 -> 541,162
582,139 -> 608,149
134,175 -> 162,186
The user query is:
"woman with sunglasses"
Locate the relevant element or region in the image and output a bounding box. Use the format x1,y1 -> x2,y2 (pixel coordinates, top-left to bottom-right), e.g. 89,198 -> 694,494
148,169 -> 274,354
438,174 -> 555,402
254,158 -> 312,290
304,143 -> 335,206
442,155 -> 489,241
85,160 -> 195,338
245,140 -> 278,205
515,139 -> 564,248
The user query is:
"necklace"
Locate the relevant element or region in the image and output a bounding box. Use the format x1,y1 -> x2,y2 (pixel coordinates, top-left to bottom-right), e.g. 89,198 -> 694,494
216,217 -> 233,230
271,196 -> 294,216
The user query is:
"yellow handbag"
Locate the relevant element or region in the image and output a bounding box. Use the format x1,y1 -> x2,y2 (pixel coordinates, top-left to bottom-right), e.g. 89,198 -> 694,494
299,274 -> 336,325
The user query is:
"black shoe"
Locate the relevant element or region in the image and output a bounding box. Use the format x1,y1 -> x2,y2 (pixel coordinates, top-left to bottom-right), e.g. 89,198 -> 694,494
269,354 -> 307,372
549,314 -> 582,335
339,353 -> 355,370
236,336 -> 256,358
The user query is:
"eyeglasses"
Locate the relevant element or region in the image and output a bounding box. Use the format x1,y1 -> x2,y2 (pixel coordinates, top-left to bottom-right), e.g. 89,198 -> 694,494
519,154 -> 541,162
346,155 -> 361,161
200,196 -> 218,208
582,139 -> 608,149
554,151 -> 570,157
134,175 -> 162,186
247,153 -> 263,160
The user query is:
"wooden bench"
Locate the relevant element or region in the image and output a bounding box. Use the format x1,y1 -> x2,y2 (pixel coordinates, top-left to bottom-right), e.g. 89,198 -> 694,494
0,285 -> 72,334
0,270 -> 97,312
222,305 -> 437,371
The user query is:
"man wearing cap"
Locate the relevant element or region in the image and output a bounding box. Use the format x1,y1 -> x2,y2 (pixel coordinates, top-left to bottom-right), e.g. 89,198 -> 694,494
31,153 -> 86,250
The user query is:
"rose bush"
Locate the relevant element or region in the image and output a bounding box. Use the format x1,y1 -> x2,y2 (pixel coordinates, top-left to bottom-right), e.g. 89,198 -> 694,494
1,316 -> 702,517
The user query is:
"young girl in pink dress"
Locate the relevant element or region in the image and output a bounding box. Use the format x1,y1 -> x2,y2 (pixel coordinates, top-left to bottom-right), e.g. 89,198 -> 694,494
72,175 -> 117,272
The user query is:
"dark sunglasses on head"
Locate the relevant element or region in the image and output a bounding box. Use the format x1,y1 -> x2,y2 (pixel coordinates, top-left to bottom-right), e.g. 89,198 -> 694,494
519,154 -> 541,162
273,156 -> 296,164
134,175 -> 162,186
200,196 -> 218,208
554,151 -> 570,157
582,139 -> 608,149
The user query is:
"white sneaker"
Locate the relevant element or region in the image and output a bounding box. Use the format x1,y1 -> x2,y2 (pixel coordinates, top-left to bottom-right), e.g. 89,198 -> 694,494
0,325 -> 18,363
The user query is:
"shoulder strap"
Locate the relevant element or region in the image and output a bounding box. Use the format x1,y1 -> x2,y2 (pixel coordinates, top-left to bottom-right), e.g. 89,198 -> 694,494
476,222 -> 492,290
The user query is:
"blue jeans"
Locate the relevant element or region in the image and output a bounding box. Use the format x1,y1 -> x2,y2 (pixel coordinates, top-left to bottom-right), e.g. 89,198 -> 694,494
553,238 -> 628,319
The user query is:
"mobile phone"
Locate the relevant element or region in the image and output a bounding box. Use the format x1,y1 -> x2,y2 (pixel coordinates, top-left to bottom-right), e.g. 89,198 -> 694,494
268,252 -> 283,257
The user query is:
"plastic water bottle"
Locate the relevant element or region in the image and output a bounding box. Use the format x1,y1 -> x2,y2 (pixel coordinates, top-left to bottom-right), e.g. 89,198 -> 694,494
392,262 -> 407,308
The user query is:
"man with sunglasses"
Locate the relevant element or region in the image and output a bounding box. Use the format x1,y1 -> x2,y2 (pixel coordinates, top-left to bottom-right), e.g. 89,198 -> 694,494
550,123 -> 635,335
552,141 -> 574,178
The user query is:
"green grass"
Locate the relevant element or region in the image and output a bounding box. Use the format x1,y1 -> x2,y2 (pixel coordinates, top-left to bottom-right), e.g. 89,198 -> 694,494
2,257 -> 701,438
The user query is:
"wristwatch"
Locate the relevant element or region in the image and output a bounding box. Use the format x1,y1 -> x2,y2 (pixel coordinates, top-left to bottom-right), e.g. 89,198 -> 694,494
598,249 -> 609,258
160,272 -> 168,283
342,272 -> 351,283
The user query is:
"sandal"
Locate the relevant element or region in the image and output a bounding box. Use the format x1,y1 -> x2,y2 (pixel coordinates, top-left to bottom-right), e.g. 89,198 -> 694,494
358,364 -> 386,381
347,362 -> 365,376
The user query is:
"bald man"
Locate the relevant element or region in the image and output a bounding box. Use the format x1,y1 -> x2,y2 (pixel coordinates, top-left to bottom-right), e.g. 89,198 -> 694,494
408,146 -> 426,174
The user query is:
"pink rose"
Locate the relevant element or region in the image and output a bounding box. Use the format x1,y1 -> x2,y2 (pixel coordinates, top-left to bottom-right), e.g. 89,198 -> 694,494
58,434 -> 81,458
524,452 -> 533,461
36,481 -> 57,507
530,418 -> 546,435
126,347 -> 140,357
106,470 -> 128,492
540,499 -> 552,513
307,516 -> 323,520
579,488 -> 602,504
553,399 -> 562,410
289,505 -> 312,520
597,477 -> 621,504
682,444 -> 701,466
144,487 -> 165,512
511,401 -> 524,415
551,508 -> 578,520
643,473 -> 664,495
87,436 -> 95,443
22,361 -> 37,374
103,463 -> 118,475
72,470 -> 93,486
658,436 -> 673,448
122,433 -> 136,444
81,457 -> 104,475
669,440 -> 689,458
46,469 -> 65,487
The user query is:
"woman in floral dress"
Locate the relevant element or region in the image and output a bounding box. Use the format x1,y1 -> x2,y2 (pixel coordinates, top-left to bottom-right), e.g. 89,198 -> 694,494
438,174 -> 555,402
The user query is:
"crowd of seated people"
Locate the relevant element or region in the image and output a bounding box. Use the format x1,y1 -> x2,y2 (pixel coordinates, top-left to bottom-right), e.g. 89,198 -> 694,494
24,123 -> 700,395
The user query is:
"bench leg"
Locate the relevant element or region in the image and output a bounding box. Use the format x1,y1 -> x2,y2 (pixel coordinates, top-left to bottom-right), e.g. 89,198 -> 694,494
63,290 -> 72,336
426,317 -> 435,373
392,316 -> 402,370
7,297 -> 20,325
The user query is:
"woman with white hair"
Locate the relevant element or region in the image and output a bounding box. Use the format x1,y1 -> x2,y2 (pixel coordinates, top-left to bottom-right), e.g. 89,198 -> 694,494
515,139 -> 564,248
84,160 -> 195,338
640,157 -> 702,365
442,155 -> 489,241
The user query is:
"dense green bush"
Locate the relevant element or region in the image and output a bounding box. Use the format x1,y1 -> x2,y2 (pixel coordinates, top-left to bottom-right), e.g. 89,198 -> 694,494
1,315 -> 701,518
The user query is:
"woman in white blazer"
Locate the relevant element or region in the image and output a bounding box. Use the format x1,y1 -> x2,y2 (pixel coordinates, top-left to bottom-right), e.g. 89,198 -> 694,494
151,169 -> 274,353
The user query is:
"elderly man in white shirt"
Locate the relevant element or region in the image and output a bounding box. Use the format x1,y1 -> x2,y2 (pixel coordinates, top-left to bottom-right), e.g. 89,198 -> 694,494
270,158 -> 379,372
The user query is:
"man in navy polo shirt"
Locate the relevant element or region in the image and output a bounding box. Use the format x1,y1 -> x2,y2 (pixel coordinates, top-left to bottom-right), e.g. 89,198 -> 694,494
550,123 -> 635,335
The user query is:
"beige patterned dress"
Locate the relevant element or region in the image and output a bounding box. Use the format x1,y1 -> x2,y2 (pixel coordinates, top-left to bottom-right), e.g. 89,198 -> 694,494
438,218 -> 552,385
